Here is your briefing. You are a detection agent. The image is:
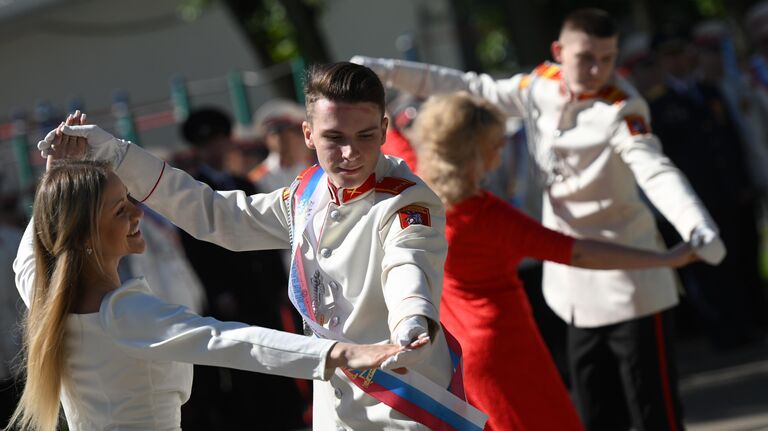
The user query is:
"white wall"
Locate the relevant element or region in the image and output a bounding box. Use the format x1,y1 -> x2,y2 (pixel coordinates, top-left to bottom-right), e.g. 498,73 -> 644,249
0,0 -> 280,192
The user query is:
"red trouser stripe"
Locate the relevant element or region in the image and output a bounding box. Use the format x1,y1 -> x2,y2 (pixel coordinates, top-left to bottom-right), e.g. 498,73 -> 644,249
654,313 -> 677,431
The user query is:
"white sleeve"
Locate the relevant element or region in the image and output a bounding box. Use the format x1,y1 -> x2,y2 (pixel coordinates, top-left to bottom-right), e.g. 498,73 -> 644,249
13,220 -> 35,308
353,56 -> 525,117
610,98 -> 718,240
102,281 -> 337,380
115,144 -> 291,252
379,189 -> 447,332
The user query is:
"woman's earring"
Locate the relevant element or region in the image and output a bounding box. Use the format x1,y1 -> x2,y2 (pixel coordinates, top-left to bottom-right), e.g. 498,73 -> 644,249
86,247 -> 93,256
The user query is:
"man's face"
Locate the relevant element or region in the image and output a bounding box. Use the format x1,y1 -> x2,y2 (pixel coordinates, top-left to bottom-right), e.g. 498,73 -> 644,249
552,29 -> 618,94
303,99 -> 387,189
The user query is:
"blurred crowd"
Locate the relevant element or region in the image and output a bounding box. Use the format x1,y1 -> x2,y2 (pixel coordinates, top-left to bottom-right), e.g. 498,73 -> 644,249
2,3 -> 768,430
617,8 -> 768,349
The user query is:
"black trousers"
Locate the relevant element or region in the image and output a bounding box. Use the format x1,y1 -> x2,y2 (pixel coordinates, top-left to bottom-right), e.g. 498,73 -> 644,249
567,310 -> 685,431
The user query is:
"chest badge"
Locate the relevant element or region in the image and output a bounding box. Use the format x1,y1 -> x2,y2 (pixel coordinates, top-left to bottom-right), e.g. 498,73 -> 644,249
398,205 -> 431,228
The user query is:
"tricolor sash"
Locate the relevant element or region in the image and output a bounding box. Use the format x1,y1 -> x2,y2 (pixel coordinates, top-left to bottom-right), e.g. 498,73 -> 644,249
284,166 -> 487,431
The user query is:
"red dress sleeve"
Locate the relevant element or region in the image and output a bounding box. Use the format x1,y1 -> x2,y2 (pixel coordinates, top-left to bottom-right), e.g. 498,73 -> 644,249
492,194 -> 574,265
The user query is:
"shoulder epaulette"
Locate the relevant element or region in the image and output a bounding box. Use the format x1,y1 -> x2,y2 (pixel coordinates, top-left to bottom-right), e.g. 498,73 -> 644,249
594,85 -> 628,105
532,62 -> 562,81
375,176 -> 416,195
519,74 -> 532,90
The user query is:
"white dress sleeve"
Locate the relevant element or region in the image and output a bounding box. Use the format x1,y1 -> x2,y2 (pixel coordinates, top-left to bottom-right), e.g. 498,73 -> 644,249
13,220 -> 35,308
102,279 -> 337,380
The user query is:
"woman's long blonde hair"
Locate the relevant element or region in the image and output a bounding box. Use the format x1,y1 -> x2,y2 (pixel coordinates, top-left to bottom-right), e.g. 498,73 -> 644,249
413,91 -> 506,208
7,160 -> 110,431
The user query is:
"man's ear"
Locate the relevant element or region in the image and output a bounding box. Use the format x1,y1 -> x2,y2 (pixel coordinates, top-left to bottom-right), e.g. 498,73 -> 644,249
302,121 -> 315,150
551,40 -> 563,62
380,116 -> 389,146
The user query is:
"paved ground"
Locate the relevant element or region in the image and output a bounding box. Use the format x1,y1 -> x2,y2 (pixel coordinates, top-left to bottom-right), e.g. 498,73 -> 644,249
680,336 -> 768,431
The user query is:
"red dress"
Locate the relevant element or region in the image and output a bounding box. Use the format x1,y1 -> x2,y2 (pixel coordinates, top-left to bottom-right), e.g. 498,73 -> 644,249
443,191 -> 584,431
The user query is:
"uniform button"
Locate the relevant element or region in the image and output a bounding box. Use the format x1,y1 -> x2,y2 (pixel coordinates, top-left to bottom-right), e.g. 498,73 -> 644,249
336,427 -> 346,431
320,248 -> 331,258
334,387 -> 343,399
554,129 -> 562,137
329,281 -> 339,291
329,209 -> 341,221
330,316 -> 340,327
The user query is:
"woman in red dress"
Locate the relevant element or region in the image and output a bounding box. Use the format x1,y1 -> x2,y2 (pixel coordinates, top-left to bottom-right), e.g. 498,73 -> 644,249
408,92 -> 698,430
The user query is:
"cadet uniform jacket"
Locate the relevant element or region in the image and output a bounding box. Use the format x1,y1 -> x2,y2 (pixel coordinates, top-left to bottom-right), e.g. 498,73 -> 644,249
115,144 -> 452,430
357,57 -> 718,327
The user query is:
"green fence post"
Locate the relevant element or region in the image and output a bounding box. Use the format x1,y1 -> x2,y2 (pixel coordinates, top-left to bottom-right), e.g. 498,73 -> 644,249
11,113 -> 34,214
171,76 -> 190,122
228,71 -> 251,128
291,57 -> 306,104
112,92 -> 140,146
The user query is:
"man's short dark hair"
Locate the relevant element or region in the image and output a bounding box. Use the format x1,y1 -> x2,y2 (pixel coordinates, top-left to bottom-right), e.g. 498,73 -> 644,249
561,8 -> 618,39
304,62 -> 385,119
181,107 -> 232,147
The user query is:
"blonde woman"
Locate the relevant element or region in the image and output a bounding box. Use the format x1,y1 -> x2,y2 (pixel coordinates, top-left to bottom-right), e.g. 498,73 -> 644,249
8,115 -> 410,431
412,92 -> 698,431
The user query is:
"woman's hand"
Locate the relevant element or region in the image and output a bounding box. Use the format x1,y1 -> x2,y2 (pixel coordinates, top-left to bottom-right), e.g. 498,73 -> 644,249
665,242 -> 701,268
326,337 -> 429,371
45,111 -> 88,170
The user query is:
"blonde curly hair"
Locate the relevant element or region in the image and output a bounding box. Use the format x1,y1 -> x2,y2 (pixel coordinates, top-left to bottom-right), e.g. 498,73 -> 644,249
413,91 -> 506,207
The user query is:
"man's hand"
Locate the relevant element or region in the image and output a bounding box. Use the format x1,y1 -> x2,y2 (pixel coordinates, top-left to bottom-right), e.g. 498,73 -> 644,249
327,337 -> 429,371
45,111 -> 88,170
379,315 -> 431,373
690,224 -> 727,265
39,122 -> 130,168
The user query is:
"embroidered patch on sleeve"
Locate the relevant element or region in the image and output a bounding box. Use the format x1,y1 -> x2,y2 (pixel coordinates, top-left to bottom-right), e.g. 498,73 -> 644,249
398,205 -> 431,229
624,115 -> 651,135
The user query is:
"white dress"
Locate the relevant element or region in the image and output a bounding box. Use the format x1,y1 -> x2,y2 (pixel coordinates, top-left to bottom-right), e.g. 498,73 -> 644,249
14,223 -> 336,431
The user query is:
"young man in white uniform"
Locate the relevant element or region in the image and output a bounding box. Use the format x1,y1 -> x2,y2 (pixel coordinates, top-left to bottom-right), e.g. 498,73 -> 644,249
353,8 -> 725,431
47,63 -> 457,430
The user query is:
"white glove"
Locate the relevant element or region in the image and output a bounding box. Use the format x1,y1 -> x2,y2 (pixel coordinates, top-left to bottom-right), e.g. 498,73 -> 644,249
690,224 -> 727,265
379,315 -> 430,370
38,124 -> 130,168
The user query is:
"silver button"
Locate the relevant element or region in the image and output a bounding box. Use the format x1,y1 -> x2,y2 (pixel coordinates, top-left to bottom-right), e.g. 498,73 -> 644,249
330,315 -> 340,327
329,209 -> 341,221
334,387 -> 343,399
329,281 -> 339,291
320,248 -> 331,258
554,129 -> 562,137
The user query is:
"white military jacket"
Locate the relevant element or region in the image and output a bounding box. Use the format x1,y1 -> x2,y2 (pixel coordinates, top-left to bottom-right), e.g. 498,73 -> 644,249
356,57 -> 718,327
115,144 -> 452,430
